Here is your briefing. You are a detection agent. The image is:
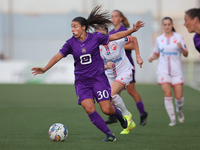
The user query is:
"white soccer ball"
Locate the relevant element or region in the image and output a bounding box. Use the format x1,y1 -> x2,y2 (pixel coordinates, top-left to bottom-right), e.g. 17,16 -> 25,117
48,123 -> 68,141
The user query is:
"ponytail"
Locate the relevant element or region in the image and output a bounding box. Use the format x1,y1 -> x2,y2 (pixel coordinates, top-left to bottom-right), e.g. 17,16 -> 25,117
185,8 -> 200,21
162,17 -> 176,32
72,5 -> 112,31
113,10 -> 130,28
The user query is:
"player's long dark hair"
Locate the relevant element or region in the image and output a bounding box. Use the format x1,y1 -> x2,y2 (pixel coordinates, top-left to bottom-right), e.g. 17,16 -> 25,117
72,5 -> 113,31
113,10 -> 130,28
185,8 -> 200,21
162,17 -> 176,32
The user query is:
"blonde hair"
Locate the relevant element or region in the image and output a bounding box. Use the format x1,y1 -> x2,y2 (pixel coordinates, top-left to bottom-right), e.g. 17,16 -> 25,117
113,10 -> 130,28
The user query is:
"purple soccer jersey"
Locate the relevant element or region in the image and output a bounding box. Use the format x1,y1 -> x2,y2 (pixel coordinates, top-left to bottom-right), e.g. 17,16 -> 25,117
109,25 -> 136,82
59,32 -> 110,80
59,32 -> 111,104
193,33 -> 200,53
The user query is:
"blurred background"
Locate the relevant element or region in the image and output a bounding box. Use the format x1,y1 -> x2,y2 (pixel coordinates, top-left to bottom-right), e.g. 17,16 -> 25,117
0,0 -> 199,90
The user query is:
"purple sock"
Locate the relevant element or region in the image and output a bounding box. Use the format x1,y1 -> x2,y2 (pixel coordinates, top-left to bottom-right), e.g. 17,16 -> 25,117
136,100 -> 145,115
88,110 -> 112,136
112,105 -> 126,125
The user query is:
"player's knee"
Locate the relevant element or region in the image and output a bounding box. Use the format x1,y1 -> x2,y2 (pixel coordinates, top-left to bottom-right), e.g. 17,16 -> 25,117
163,91 -> 172,97
175,95 -> 182,100
101,107 -> 112,115
84,106 -> 95,114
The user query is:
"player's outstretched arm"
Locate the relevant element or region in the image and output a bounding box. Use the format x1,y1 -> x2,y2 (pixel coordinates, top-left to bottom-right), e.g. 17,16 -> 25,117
31,53 -> 63,76
109,20 -> 145,41
124,36 -> 143,68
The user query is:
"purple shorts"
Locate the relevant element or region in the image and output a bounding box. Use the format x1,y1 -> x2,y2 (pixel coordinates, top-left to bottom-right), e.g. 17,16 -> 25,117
75,73 -> 111,105
130,69 -> 136,83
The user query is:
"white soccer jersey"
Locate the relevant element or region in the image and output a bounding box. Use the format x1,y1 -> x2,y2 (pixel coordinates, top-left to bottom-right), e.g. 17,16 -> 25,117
99,36 -> 134,78
154,32 -> 187,76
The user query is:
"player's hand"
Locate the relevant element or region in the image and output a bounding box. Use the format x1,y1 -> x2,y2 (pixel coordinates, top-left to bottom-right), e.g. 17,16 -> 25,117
177,42 -> 183,50
106,62 -> 113,69
31,67 -> 46,76
132,20 -> 145,32
136,55 -> 143,68
148,56 -> 153,62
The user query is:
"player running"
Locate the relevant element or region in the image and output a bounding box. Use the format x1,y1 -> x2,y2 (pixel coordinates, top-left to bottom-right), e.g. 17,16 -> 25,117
149,17 -> 188,126
184,8 -> 200,54
96,25 -> 143,134
105,10 -> 148,126
31,5 -> 144,141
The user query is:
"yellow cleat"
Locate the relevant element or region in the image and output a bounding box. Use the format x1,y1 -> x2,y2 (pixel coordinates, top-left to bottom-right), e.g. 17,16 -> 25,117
120,120 -> 136,134
124,112 -> 132,122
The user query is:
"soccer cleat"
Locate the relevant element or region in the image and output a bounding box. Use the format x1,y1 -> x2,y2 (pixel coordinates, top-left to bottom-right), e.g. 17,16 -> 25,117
124,112 -> 132,122
105,116 -> 118,124
120,120 -> 136,134
120,115 -> 128,129
177,111 -> 184,123
140,112 -> 148,126
102,134 -> 116,142
169,120 -> 176,126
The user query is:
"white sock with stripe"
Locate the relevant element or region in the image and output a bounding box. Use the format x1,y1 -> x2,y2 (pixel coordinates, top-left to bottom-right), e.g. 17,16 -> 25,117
164,97 -> 176,121
112,94 -> 129,116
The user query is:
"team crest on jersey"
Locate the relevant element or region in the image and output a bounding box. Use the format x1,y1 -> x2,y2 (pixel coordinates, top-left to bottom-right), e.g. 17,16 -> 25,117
111,44 -> 117,50
161,39 -> 164,42
82,48 -> 86,53
173,38 -> 177,43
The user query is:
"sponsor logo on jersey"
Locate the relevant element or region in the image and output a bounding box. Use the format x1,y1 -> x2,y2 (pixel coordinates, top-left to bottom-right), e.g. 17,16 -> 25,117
161,48 -> 177,56
112,57 -> 122,63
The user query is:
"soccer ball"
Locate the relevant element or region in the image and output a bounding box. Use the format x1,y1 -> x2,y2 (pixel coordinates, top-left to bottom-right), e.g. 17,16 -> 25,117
48,123 -> 68,141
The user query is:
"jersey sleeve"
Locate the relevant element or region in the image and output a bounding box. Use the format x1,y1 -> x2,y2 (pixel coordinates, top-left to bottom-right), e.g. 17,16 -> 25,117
96,32 -> 110,45
153,38 -> 160,55
179,35 -> 187,51
59,40 -> 72,57
116,36 -> 131,45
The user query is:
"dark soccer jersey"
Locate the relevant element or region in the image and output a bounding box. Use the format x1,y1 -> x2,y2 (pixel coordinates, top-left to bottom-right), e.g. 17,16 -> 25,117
193,33 -> 200,53
59,32 -> 110,80
109,25 -> 135,66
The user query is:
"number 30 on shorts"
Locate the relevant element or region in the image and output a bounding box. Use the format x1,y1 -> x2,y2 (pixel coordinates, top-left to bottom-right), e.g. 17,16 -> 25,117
97,90 -> 109,100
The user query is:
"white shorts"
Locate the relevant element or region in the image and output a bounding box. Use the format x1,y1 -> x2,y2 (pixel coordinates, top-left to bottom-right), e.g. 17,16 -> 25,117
157,74 -> 184,86
107,70 -> 133,88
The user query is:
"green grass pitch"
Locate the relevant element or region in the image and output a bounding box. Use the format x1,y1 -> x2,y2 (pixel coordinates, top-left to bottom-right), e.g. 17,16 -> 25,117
0,84 -> 199,150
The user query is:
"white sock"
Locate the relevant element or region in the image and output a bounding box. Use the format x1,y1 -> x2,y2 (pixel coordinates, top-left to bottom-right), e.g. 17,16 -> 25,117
175,97 -> 184,112
164,97 -> 176,121
112,94 -> 129,116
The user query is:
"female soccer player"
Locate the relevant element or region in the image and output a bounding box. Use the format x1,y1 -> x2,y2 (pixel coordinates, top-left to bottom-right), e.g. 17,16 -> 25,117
149,17 -> 188,126
96,25 -> 143,134
31,6 -> 144,141
184,8 -> 200,53
105,10 -> 148,126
